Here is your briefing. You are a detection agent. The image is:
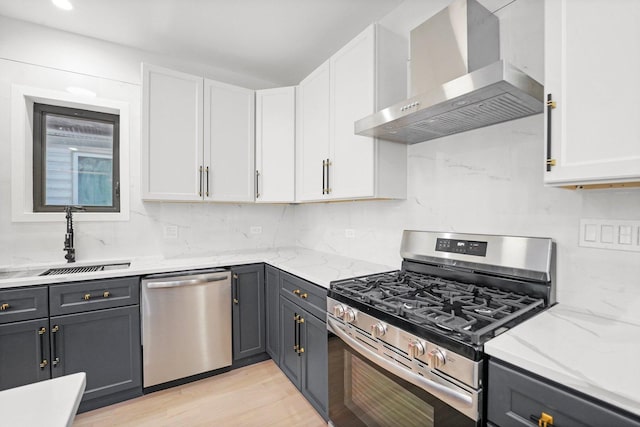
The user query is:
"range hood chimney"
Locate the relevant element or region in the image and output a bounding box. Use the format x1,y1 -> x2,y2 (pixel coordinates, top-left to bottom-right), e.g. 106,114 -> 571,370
355,0 -> 543,144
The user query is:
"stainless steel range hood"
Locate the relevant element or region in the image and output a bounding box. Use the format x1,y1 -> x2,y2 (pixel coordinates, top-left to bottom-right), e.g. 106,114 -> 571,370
355,0 -> 543,144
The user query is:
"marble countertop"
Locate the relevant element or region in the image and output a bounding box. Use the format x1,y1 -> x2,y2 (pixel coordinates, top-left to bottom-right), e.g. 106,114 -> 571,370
0,246 -> 396,290
0,372 -> 86,427
484,304 -> 640,418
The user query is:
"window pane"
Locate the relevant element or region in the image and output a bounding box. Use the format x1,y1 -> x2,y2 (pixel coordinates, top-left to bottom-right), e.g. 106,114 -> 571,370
44,113 -> 114,207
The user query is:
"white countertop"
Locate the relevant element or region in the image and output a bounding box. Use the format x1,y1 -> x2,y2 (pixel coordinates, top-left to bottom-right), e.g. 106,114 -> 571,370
0,372 -> 86,427
484,304 -> 640,418
0,246 -> 396,290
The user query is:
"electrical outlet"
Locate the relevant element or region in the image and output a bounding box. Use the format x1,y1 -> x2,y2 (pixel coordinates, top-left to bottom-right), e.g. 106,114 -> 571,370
250,226 -> 262,234
163,225 -> 178,239
345,229 -> 356,238
579,219 -> 640,252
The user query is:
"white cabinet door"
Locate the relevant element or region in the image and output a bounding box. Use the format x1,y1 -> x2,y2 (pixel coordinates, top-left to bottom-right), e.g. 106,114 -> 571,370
330,25 -> 375,199
142,64 -> 203,201
256,86 -> 296,203
204,80 -> 255,202
544,0 -> 640,187
297,60 -> 331,202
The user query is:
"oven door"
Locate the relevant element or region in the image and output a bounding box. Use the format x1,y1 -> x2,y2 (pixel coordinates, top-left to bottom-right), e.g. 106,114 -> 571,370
328,319 -> 480,427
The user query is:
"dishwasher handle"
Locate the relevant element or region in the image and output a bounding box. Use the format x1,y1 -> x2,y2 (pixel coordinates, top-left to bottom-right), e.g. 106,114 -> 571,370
145,274 -> 229,289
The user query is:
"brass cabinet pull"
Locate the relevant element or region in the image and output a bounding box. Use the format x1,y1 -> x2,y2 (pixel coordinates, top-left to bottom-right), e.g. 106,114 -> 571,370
292,289 -> 301,295
38,326 -> 47,370
546,93 -> 557,172
83,293 -> 91,301
103,291 -> 110,298
300,293 -> 308,299
199,165 -> 203,197
530,412 -> 554,427
0,303 -> 9,311
233,298 -> 239,305
51,325 -> 60,367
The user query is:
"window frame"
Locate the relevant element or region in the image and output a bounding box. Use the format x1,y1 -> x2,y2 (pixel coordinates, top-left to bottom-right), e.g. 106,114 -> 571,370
32,103 -> 120,213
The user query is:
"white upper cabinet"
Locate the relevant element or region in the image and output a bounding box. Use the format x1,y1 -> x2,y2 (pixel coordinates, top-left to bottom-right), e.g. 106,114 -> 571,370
142,64 -> 255,201
544,0 -> 640,188
204,80 -> 255,202
255,86 -> 296,203
297,24 -> 407,202
297,60 -> 331,202
142,64 -> 203,201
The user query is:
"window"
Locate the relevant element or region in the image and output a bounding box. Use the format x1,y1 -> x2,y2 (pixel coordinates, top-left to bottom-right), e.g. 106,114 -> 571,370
32,103 -> 120,212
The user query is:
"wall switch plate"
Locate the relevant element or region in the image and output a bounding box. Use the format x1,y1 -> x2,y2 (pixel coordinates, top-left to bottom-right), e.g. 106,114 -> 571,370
345,229 -> 356,238
579,219 -> 640,252
163,225 -> 178,239
250,226 -> 262,234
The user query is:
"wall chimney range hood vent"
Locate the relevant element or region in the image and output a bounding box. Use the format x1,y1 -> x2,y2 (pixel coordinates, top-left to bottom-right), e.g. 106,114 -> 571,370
355,0 -> 543,144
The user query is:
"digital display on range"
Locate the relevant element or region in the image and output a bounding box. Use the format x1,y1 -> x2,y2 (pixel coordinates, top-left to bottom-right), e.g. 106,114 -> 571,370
435,238 -> 488,257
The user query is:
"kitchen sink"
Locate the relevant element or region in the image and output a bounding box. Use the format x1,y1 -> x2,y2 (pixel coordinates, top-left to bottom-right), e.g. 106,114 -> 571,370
39,262 -> 131,276
0,262 -> 131,280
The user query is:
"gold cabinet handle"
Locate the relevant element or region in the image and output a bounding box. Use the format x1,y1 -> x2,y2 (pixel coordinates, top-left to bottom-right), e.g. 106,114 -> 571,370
300,293 -> 308,299
103,291 -> 110,298
83,293 -> 91,301
0,303 -> 9,311
38,327 -> 46,335
233,298 -> 239,304
40,359 -> 48,368
298,347 -> 305,354
293,289 -> 301,295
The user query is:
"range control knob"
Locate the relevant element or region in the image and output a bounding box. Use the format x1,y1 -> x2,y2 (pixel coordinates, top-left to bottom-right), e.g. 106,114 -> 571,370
343,308 -> 356,323
408,340 -> 425,358
370,322 -> 387,338
332,304 -> 346,319
428,348 -> 446,369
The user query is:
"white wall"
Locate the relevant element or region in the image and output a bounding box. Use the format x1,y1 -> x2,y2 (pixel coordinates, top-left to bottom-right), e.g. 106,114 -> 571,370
294,0 -> 640,323
0,15 -> 279,89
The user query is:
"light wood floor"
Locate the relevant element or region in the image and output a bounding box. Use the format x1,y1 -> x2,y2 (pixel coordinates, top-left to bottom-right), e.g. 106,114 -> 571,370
74,360 -> 327,427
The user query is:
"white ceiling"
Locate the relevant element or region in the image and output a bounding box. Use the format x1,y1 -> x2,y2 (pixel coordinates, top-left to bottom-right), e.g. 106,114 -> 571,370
0,0 -> 405,86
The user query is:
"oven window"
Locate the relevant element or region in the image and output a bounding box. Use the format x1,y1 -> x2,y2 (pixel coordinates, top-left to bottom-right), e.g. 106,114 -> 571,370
329,335 -> 477,427
348,355 -> 434,426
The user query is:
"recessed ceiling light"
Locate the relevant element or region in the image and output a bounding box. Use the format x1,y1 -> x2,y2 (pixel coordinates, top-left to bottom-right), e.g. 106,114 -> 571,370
52,0 -> 73,11
66,87 -> 96,97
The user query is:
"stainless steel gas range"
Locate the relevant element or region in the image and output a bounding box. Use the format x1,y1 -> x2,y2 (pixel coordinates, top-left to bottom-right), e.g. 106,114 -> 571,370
326,230 -> 554,427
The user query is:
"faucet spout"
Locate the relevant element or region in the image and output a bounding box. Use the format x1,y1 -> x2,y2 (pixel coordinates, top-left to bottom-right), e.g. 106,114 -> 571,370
63,206 -> 85,263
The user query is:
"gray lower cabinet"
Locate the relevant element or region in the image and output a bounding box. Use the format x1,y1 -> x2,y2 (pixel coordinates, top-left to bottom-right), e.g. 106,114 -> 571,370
231,264 -> 265,361
0,278 -> 142,412
488,359 -> 640,427
279,272 -> 328,420
51,305 -> 141,410
265,265 -> 280,363
0,318 -> 51,391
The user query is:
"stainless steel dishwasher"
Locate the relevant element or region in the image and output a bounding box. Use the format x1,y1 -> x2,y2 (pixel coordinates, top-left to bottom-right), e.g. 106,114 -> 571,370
141,268 -> 231,388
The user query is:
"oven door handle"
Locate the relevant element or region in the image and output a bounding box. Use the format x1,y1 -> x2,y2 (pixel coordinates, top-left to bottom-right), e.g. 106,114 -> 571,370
327,318 -> 477,419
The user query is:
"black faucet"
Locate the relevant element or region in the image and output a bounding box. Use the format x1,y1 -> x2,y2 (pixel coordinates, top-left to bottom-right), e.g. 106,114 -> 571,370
64,206 -> 85,263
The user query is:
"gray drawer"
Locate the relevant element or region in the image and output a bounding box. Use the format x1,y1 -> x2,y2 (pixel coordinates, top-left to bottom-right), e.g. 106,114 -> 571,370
488,359 -> 640,427
50,276 -> 139,315
0,286 -> 48,324
279,271 -> 326,320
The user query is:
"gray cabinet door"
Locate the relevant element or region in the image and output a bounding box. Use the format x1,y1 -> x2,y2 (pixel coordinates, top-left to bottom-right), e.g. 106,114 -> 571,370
50,305 -> 141,403
265,265 -> 280,363
0,318 -> 51,391
488,359 -> 640,427
232,264 -> 265,361
279,296 -> 302,389
300,311 -> 328,419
